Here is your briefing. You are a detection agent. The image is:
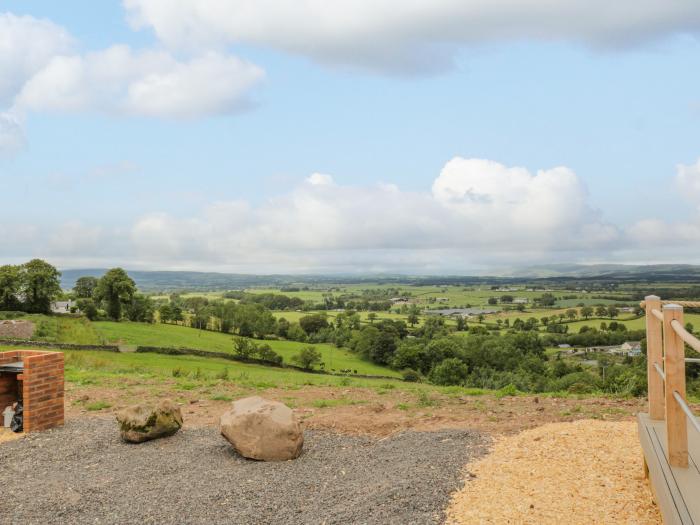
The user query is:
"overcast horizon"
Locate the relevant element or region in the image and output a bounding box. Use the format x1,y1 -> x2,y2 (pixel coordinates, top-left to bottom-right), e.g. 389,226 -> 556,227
2,1 -> 700,273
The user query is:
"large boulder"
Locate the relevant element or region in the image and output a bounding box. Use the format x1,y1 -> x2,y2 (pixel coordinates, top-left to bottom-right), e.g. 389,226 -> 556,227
220,396 -> 303,461
117,399 -> 183,443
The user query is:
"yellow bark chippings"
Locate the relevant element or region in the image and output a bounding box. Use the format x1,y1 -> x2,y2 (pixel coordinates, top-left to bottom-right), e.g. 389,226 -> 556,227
446,419 -> 661,525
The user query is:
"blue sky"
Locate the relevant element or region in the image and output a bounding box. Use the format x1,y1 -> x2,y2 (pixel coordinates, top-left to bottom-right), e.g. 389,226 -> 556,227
1,1 -> 700,273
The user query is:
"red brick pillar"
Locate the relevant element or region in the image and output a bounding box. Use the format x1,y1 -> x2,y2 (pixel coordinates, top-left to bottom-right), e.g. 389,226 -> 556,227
21,351 -> 65,432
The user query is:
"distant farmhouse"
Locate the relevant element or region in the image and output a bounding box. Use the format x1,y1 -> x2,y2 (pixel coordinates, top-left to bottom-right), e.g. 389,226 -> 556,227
51,300 -> 78,314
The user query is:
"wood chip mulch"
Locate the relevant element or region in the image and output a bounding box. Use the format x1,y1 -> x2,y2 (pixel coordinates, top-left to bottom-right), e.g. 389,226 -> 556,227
446,419 -> 661,524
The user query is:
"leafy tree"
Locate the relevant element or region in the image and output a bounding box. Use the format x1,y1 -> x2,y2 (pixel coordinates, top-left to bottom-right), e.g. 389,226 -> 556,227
256,344 -> 283,365
566,308 -> 577,320
126,294 -> 155,322
233,337 -> 257,358
95,268 -> 136,321
276,317 -> 290,338
429,358 -> 469,386
76,298 -> 98,321
291,346 -> 323,370
159,303 -> 173,323
607,305 -> 619,319
299,313 -> 329,335
73,276 -> 98,299
20,259 -> 62,314
500,295 -> 514,303
580,306 -> 593,319
537,293 -> 556,307
286,323 -> 307,342
367,312 -> 377,324
595,305 -> 608,318
487,297 -> 498,305
0,265 -> 22,310
407,304 -> 420,326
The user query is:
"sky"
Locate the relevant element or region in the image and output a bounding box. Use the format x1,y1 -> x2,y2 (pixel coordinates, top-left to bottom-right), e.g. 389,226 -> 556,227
1,0 -> 700,274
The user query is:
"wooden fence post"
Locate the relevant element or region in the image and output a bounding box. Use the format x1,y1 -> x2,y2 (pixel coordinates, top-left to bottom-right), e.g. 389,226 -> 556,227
662,304 -> 688,468
645,295 -> 664,420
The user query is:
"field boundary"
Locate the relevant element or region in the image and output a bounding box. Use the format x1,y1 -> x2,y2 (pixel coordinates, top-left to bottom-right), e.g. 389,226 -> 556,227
0,338 -> 120,352
134,345 -> 400,380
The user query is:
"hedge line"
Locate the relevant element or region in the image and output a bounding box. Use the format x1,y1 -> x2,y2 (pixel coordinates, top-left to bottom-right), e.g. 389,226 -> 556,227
135,345 -> 399,380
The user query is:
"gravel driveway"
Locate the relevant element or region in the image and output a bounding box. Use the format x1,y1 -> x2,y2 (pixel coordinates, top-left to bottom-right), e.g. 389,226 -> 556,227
0,418 -> 489,525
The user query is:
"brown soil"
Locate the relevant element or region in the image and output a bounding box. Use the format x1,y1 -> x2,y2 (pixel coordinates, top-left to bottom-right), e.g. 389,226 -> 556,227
64,381 -> 646,436
0,320 -> 34,339
446,420 -> 661,524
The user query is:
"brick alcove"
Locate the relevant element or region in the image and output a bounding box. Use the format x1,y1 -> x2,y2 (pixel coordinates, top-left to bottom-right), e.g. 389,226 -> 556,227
0,350 -> 64,432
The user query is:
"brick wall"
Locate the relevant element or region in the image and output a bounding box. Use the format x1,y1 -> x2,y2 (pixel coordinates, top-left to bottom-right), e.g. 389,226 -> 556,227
0,350 -> 64,432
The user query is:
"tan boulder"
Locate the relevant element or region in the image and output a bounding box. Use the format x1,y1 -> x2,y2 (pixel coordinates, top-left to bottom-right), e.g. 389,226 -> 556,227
220,396 -> 303,461
117,399 -> 183,443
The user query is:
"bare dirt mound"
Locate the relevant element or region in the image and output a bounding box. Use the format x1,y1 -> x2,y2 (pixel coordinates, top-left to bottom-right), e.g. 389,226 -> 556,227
0,319 -> 34,339
446,419 -> 660,524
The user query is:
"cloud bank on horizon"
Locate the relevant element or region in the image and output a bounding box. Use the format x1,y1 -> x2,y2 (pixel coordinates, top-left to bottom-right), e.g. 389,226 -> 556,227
3,156 -> 700,273
1,1 -> 700,272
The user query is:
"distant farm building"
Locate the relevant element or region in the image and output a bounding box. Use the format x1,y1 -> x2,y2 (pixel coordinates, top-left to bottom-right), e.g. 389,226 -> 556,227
51,300 -> 77,314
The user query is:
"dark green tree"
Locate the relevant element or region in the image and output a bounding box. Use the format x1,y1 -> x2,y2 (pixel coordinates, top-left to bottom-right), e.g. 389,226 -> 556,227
291,346 -> 323,370
73,276 -> 99,299
0,264 -> 22,310
95,268 -> 136,321
20,259 -> 62,314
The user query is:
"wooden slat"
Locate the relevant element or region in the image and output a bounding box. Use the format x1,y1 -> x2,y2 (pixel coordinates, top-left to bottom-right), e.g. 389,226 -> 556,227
638,413 -> 700,525
664,304 -> 689,468
646,296 -> 664,420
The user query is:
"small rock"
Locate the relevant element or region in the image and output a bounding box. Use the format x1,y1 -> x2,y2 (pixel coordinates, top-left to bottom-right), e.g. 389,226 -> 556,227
116,399 -> 183,443
220,396 -> 303,461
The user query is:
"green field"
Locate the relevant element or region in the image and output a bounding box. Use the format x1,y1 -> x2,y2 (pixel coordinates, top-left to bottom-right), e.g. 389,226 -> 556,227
91,321 -> 399,377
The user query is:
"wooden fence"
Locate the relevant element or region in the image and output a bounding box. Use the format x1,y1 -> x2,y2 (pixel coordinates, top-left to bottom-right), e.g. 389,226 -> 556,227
639,295 -> 700,524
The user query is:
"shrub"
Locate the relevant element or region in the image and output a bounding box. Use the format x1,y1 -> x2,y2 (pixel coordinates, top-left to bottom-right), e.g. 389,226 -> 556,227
429,358 -> 469,386
291,346 -> 323,370
401,369 -> 422,382
256,344 -> 284,365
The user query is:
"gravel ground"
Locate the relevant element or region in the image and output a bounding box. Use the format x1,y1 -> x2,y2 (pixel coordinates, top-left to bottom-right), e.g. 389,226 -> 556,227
0,418 -> 489,525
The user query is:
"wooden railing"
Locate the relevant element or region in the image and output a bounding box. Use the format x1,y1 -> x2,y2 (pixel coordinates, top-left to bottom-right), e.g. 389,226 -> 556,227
643,295 -> 700,468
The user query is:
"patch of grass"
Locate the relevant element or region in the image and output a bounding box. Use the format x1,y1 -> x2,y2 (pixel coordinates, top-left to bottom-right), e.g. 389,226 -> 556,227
396,403 -> 410,411
85,401 -> 111,411
92,320 -> 400,377
495,384 -> 519,398
417,390 -> 437,407
209,393 -> 233,401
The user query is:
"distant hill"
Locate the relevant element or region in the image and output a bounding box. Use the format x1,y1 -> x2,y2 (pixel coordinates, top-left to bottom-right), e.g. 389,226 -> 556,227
59,263 -> 700,292
504,263 -> 700,280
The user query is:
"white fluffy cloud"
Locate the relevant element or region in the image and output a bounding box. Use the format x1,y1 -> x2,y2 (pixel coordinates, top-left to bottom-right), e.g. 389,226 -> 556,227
0,13 -> 73,103
16,46 -> 263,118
0,11 -> 265,151
627,159 -> 700,251
22,157 -> 624,272
124,0 -> 700,72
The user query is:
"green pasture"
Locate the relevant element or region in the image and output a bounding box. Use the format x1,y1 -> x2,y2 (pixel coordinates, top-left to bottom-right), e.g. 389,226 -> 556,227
91,321 -> 399,377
